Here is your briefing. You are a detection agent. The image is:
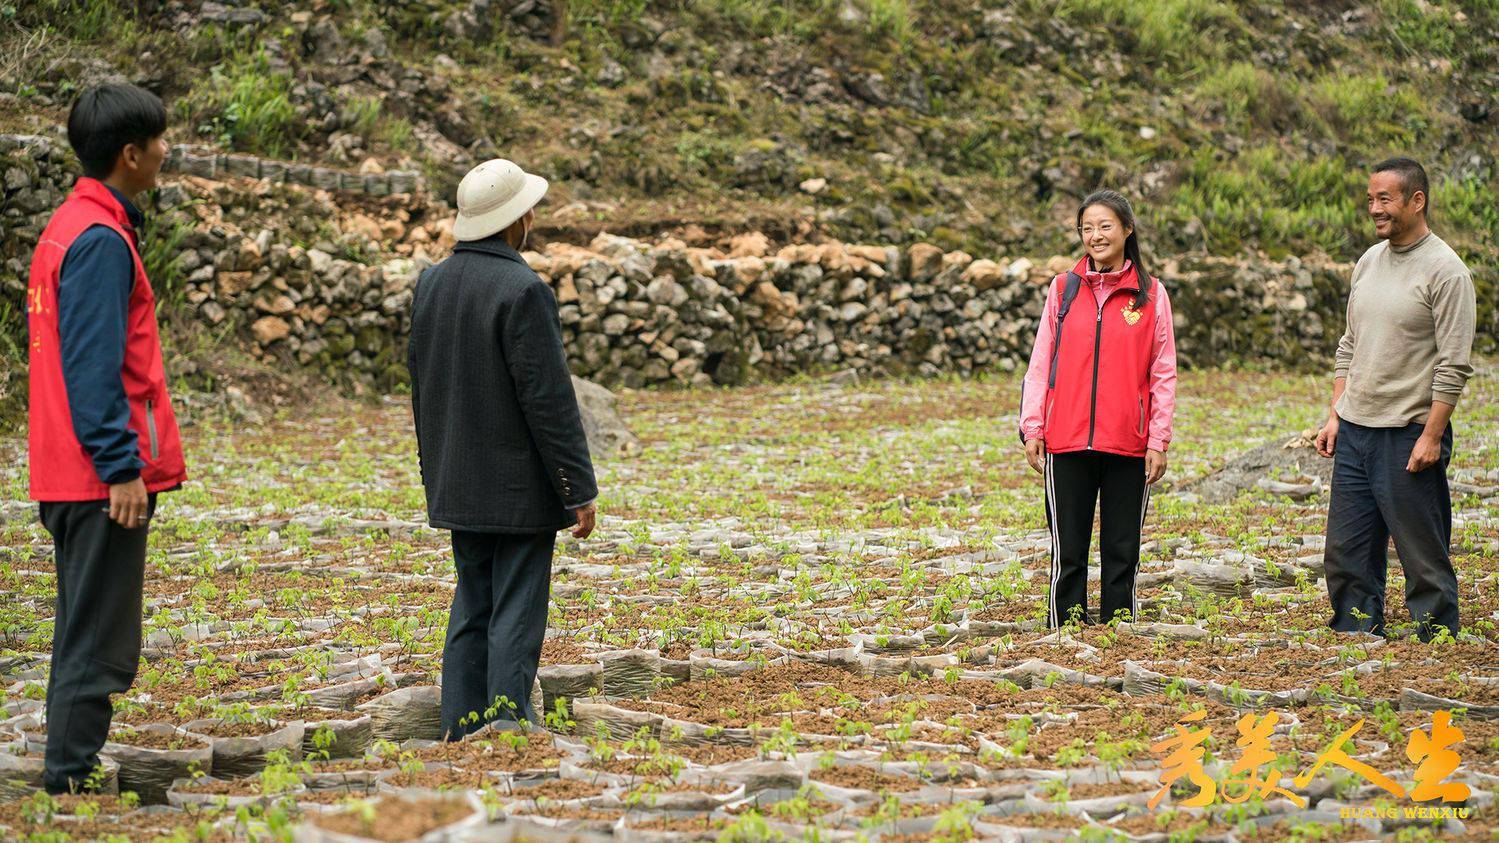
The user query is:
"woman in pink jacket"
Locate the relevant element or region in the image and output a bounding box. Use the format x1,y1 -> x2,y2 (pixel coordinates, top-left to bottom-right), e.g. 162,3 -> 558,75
1019,190 -> 1177,627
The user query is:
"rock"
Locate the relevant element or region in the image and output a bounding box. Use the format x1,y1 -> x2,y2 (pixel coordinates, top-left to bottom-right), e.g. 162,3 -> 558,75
907,243 -> 944,281
840,277 -> 867,301
748,282 -> 796,320
379,219 -> 405,242
669,357 -> 700,379
258,295 -> 295,315
1256,477 -> 1322,500
727,232 -> 771,258
962,259 -> 1005,291
1006,257 -> 1034,282
571,376 -> 639,456
645,276 -> 689,307
838,302 -> 868,322
307,249 -> 334,274
216,271 -> 255,299
199,1 -> 266,26
1460,96 -> 1489,123
848,72 -> 891,106
1451,480 -> 1498,498
799,177 -> 827,195
251,316 -> 291,345
732,144 -> 800,190
601,313 -> 631,336
345,213 -> 384,242
1181,438 -> 1335,504
232,238 -> 262,271
597,55 -> 626,87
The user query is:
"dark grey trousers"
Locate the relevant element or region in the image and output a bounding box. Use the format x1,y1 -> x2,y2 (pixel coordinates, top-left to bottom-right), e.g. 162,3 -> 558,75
1324,420 -> 1458,641
40,494 -> 155,794
441,529 -> 555,739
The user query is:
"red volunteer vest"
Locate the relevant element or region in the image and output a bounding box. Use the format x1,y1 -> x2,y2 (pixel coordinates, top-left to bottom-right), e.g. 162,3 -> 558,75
27,177 -> 188,501
1043,257 -> 1157,457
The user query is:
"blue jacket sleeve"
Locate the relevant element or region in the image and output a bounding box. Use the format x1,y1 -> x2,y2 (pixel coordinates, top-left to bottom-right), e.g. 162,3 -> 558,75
57,225 -> 143,485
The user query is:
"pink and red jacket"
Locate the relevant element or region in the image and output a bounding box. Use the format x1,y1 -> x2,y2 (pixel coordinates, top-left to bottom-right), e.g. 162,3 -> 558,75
1019,257 -> 1177,457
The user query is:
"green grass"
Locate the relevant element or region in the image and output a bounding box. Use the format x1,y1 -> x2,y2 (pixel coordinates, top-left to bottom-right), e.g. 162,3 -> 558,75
12,0 -> 138,43
1309,70 -> 1428,148
1194,61 -> 1299,132
344,96 -> 382,140
867,0 -> 915,43
1434,172 -> 1499,245
138,205 -> 196,315
337,96 -> 418,156
1376,0 -> 1464,57
1052,0 -> 1245,68
175,49 -> 301,159
1156,147 -> 1368,257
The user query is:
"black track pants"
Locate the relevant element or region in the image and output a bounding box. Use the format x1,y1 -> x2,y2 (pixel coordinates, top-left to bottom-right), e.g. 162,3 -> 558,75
1044,451 -> 1149,627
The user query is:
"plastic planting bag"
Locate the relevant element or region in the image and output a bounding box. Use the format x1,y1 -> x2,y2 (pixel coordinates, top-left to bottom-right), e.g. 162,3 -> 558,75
184,718 -> 306,779
101,724 -> 214,805
357,686 -> 445,742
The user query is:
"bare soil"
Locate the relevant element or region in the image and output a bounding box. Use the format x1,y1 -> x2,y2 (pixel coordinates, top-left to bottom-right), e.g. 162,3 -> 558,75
809,764 -> 924,793
311,796 -> 476,841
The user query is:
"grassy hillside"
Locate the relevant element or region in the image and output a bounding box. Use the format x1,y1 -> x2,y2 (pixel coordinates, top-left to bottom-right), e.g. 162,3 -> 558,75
3,0 -> 1496,298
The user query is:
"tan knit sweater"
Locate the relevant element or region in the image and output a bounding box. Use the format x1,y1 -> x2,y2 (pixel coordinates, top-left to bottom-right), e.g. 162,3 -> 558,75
1333,232 -> 1476,428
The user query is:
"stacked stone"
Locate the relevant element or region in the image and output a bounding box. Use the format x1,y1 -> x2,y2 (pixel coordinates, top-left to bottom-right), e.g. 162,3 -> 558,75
183,229 -> 419,388
0,134 -> 432,391
1,132 -> 1362,392
526,233 -> 1352,386
0,135 -> 74,295
161,144 -> 423,197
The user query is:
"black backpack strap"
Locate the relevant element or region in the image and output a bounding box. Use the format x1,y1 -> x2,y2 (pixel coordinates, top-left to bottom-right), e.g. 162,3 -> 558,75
1047,271 -> 1083,389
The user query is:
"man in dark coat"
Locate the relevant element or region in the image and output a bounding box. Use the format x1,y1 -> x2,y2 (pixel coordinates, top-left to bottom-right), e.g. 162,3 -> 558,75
407,159 -> 597,737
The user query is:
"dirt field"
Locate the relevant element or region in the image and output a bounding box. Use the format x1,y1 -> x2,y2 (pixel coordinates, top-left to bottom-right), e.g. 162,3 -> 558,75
0,364 -> 1495,840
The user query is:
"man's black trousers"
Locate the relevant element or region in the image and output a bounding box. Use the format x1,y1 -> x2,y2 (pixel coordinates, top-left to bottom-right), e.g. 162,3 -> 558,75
441,529 -> 555,738
1324,420 -> 1459,641
40,494 -> 155,794
1044,451 -> 1149,627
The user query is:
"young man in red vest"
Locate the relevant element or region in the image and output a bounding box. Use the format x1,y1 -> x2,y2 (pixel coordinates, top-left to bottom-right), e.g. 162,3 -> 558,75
27,83 -> 188,794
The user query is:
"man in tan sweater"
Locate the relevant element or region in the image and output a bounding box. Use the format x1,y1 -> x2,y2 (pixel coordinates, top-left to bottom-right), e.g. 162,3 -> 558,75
1314,157 -> 1476,642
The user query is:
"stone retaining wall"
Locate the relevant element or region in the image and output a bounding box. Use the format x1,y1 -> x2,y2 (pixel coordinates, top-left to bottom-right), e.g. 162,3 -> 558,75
1,135 -> 425,197
160,143 -> 424,197
1,133 -> 1384,392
